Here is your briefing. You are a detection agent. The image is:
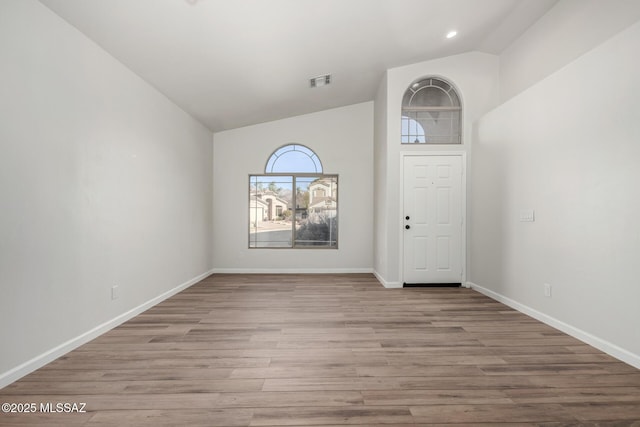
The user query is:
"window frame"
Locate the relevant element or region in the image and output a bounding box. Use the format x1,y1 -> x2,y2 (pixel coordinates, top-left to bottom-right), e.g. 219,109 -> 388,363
248,172 -> 339,250
265,144 -> 323,174
401,76 -> 462,145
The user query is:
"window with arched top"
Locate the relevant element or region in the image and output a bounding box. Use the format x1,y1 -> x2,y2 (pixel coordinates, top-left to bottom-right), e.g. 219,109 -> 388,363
266,144 -> 323,173
249,144 -> 337,249
401,77 -> 461,144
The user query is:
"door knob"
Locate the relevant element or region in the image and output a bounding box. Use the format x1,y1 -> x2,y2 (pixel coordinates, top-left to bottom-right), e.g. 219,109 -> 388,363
405,225 -> 410,229
405,216 -> 410,220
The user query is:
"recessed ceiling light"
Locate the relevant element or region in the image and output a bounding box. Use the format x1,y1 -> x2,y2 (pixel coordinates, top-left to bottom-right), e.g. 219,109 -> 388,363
446,30 -> 458,39
310,74 -> 331,88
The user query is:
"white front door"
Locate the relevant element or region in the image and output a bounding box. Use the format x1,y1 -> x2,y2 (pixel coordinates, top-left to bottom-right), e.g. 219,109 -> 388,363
402,155 -> 463,284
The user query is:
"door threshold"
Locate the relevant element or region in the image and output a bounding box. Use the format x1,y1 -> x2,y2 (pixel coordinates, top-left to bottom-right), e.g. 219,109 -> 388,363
403,283 -> 461,288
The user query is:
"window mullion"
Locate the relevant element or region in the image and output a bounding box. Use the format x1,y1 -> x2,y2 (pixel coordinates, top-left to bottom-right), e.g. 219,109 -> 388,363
291,175 -> 296,248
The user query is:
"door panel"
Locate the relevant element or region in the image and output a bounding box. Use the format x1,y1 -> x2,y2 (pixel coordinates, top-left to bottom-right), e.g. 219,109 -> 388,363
413,237 -> 428,270
414,188 -> 429,224
436,236 -> 451,270
403,155 -> 463,284
436,187 -> 450,224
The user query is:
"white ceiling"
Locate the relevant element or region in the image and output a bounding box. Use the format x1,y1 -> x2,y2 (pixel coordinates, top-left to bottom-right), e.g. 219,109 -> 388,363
39,0 -> 557,132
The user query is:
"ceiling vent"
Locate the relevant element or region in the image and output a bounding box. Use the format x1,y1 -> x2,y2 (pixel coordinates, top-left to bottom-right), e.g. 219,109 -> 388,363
310,74 -> 331,88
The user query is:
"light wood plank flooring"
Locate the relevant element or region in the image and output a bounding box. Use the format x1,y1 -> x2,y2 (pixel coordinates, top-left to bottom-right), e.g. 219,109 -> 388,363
1,273 -> 639,426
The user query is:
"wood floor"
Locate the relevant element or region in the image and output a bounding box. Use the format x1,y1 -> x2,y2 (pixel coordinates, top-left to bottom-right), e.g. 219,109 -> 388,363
1,273 -> 640,426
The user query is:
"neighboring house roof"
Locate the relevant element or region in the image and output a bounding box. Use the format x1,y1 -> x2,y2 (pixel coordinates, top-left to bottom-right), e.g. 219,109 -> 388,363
250,198 -> 269,209
310,180 -> 330,188
251,191 -> 291,208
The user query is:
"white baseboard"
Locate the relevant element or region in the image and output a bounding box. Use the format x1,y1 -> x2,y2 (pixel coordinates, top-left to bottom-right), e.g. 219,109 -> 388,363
373,271 -> 402,288
0,269 -> 214,389
210,268 -> 374,274
210,268 -> 396,289
468,281 -> 640,369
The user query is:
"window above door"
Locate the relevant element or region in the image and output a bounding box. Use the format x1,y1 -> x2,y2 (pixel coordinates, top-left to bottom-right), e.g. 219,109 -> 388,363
401,77 -> 462,145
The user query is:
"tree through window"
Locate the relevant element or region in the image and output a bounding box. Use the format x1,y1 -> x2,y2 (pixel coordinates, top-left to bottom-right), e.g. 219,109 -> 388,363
249,144 -> 338,248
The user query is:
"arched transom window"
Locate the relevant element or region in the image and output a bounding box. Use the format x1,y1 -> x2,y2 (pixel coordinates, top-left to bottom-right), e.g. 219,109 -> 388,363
401,77 -> 462,144
265,144 -> 323,173
250,144 -> 337,249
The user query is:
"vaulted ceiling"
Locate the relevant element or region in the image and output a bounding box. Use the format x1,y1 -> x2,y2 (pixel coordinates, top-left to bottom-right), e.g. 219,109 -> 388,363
39,0 -> 557,131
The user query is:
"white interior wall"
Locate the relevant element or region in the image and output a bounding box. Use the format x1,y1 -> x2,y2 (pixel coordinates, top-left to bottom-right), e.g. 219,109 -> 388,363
373,73 -> 389,282
0,0 -> 213,386
471,19 -> 640,367
499,0 -> 640,102
374,52 -> 500,286
212,102 -> 374,272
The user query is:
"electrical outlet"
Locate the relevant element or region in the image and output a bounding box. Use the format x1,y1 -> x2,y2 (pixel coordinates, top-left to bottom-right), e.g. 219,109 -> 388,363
544,283 -> 552,297
520,209 -> 535,222
111,285 -> 119,300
